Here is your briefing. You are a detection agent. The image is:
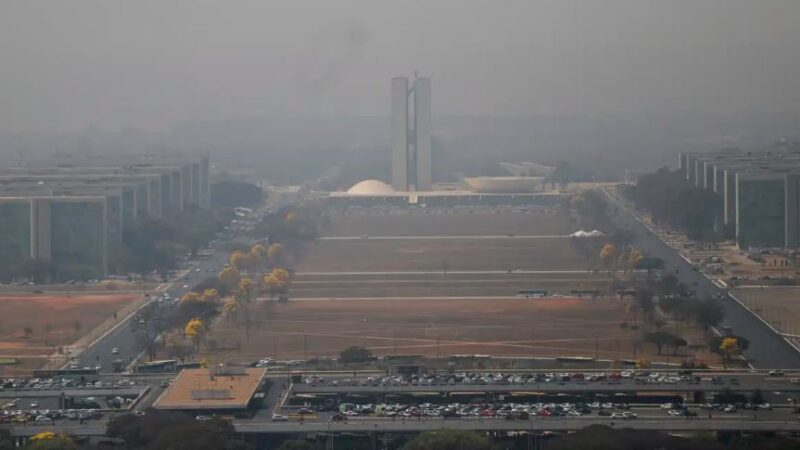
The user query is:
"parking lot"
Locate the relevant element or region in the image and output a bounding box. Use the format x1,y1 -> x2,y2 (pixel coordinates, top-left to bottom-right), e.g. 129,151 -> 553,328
0,375 -> 145,427
270,370 -> 800,425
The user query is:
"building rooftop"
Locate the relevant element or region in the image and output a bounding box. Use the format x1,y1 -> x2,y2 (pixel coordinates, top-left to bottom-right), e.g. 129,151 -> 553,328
153,367 -> 266,411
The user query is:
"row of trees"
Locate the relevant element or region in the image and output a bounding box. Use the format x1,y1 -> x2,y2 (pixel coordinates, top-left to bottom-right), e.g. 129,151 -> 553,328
229,243 -> 286,272
277,427 -> 800,450
622,168 -> 722,240
571,190 -> 609,229
13,421 -> 796,450
168,204 -> 321,358
631,276 -> 750,366
599,243 -> 644,272
119,205 -> 232,280
171,240 -> 296,356
598,239 -> 740,366
250,204 -> 326,243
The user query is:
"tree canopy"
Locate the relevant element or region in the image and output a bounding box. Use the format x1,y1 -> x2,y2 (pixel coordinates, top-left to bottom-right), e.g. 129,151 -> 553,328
276,440 -> 312,450
339,346 -> 373,364
107,410 -> 252,450
644,331 -> 687,355
401,430 -> 495,450
630,168 -> 721,240
211,181 -> 264,208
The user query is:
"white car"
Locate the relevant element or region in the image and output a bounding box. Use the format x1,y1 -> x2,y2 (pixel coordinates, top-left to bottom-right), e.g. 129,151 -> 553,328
111,348 -> 119,355
34,416 -> 53,425
667,410 -> 682,416
271,414 -> 288,422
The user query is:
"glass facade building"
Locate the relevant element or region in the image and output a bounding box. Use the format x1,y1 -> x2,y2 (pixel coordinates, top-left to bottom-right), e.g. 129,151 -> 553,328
0,200 -> 31,268
736,175 -> 786,248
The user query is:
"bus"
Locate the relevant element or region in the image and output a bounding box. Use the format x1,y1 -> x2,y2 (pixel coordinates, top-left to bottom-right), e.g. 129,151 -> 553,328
136,359 -> 178,373
517,289 -> 547,298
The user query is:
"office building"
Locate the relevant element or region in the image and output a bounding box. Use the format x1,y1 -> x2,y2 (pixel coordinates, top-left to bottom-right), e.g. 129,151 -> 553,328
679,150 -> 800,249
0,154 -> 211,278
391,75 -> 433,191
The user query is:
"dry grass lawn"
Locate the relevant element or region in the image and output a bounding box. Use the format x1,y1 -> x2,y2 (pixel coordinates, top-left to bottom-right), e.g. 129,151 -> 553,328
198,297 -> 712,365
0,294 -> 139,374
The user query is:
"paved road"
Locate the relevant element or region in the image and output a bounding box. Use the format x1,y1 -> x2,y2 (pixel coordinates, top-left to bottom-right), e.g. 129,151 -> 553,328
0,388 -> 143,398
604,189 -> 800,369
6,416 -> 800,437
320,235 -> 572,240
291,380 -> 800,394
296,269 -> 612,276
235,417 -> 800,433
76,251 -> 230,370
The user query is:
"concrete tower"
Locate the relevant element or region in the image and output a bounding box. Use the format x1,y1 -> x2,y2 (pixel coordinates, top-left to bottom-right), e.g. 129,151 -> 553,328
391,75 -> 433,191
391,77 -> 409,191
414,77 -> 432,191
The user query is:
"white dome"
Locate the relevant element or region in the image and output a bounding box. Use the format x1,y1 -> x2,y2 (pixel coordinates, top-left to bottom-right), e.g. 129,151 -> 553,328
346,179 -> 396,195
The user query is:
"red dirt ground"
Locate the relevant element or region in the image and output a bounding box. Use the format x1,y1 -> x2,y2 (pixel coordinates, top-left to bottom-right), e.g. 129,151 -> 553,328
199,297 -> 711,365
0,294 -> 138,373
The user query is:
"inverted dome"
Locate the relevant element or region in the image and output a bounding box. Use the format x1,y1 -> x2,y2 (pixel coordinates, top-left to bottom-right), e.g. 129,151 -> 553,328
346,179 -> 396,195
463,176 -> 543,193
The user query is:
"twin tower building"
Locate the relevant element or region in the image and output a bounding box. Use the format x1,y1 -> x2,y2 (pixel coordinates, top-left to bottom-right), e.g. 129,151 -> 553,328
391,76 -> 433,192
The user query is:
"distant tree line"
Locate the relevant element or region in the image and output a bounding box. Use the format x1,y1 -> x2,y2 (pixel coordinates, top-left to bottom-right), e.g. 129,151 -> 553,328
276,427 -> 800,450
5,416 -> 799,449
117,205 -> 233,280
1,201 -> 235,284
210,181 -> 264,208
621,168 -> 722,240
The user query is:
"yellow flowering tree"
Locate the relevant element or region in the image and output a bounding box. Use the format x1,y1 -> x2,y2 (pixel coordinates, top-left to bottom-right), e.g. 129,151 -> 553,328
201,288 -> 219,302
600,243 -> 617,270
719,336 -> 741,368
627,248 -> 643,269
250,244 -> 269,265
218,266 -> 241,291
263,268 -> 291,299
185,318 -> 206,349
235,277 -> 256,304
180,291 -> 202,304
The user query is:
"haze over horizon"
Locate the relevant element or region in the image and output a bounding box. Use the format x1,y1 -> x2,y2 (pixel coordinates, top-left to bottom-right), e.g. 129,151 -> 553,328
2,1 -> 800,133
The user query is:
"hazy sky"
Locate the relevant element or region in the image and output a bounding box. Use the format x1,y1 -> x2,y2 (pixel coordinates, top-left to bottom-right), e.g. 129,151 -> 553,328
1,0 -> 799,132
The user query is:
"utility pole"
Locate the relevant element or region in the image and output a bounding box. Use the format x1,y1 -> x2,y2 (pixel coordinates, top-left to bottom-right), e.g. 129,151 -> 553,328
530,327 -> 535,362
595,334 -> 599,361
